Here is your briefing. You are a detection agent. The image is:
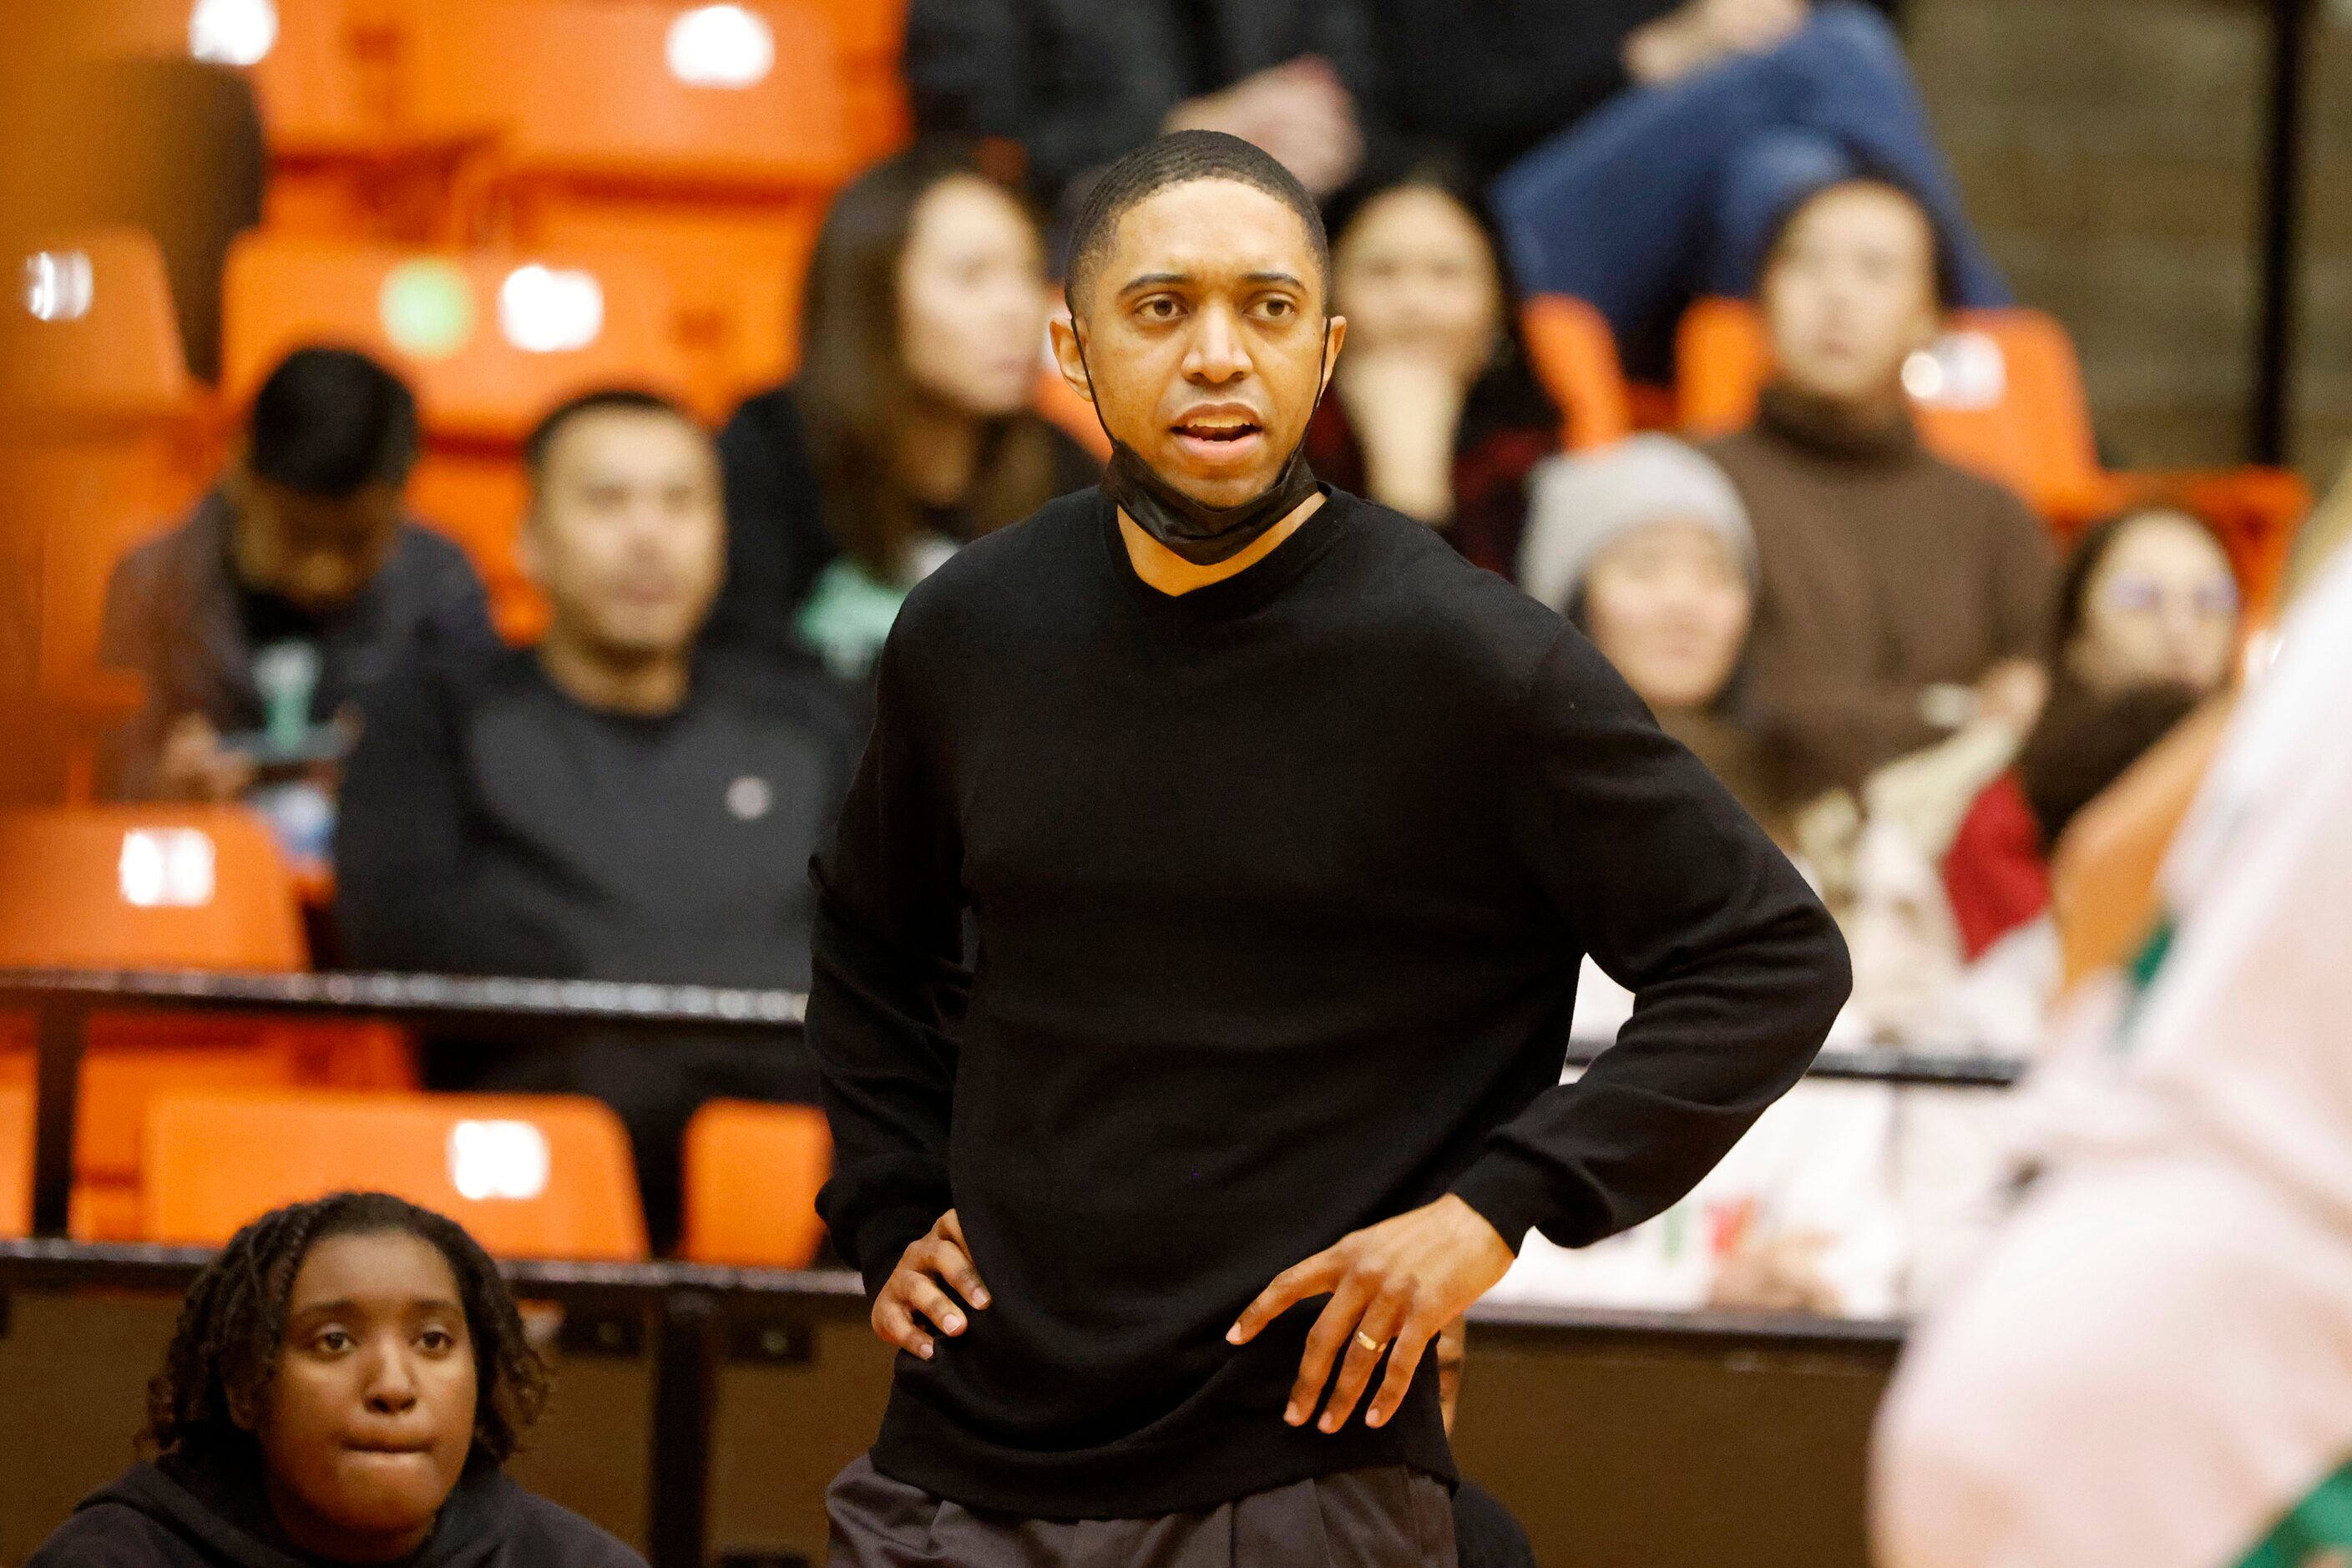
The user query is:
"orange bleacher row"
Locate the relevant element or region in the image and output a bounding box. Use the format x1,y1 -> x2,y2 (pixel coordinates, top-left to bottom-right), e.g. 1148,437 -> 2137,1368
0,804 -> 827,1263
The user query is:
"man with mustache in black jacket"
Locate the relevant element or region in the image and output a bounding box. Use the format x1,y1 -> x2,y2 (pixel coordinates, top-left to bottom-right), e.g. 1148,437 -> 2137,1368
809,130 -> 1850,1567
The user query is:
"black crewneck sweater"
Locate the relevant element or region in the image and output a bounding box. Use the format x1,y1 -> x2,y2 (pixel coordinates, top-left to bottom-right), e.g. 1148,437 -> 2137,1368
809,486 -> 1849,1518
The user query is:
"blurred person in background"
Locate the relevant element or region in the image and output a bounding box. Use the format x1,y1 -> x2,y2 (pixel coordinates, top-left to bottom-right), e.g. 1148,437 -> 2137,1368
1389,0 -> 2011,380
1517,434 -> 1765,824
1304,159 -> 1564,579
1873,532 -> 2352,1568
99,347 -> 496,869
710,144 -> 1097,681
1433,1318 -> 1539,1568
1708,178 -> 2054,815
335,392 -> 860,1253
26,1191 -> 642,1568
903,0 -> 1375,221
1511,436 -> 1903,1320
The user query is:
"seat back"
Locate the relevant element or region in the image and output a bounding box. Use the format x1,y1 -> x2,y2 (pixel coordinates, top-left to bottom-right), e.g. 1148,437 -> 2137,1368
408,0 -> 854,192
1518,296 -> 1632,453
3,231 -> 205,750
680,1099 -> 832,1267
1675,298 -> 2111,518
0,227 -> 195,426
64,0 -> 396,158
0,1081 -> 30,1238
223,233 -> 690,445
144,1089 -> 650,1259
0,807 -> 305,970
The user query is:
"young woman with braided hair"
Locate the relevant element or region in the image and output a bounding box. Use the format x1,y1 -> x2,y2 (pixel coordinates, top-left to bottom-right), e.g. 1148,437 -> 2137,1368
28,1192 -> 641,1568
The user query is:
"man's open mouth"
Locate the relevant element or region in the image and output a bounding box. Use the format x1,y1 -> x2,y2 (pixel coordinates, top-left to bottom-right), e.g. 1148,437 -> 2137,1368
1173,420 -> 1260,443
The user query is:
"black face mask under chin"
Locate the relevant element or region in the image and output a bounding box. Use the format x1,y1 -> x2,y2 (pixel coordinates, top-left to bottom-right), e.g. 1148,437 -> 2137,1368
1083,325 -> 1330,566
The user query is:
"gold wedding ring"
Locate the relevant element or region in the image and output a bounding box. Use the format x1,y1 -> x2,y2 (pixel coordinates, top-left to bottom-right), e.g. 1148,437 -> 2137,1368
1353,1329 -> 1384,1354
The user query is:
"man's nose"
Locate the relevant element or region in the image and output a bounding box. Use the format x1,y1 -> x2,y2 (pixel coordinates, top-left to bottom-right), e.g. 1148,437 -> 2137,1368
1184,303 -> 1252,384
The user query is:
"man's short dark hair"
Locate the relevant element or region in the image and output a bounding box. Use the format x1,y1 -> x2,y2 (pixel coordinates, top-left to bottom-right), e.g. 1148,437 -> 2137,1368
1064,130 -> 1330,316
247,346 -> 419,498
524,387 -> 702,478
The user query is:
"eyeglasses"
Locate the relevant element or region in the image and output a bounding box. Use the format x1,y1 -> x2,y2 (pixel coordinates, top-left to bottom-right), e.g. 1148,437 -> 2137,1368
2102,572 -> 2238,619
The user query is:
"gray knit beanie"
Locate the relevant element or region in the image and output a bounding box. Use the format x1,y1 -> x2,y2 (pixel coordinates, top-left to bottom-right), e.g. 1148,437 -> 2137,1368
1517,434 -> 1755,615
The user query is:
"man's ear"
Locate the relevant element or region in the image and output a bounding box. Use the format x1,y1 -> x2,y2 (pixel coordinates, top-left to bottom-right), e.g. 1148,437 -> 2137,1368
1318,314 -> 1348,397
1049,315 -> 1095,405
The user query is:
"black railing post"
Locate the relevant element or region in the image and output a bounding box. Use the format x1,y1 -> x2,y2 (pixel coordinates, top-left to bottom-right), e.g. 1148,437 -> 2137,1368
648,1288 -> 722,1568
2252,0 -> 2315,465
31,996 -> 86,1236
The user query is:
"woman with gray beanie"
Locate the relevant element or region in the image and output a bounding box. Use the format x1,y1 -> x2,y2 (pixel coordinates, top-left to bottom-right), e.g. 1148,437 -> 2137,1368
1519,434 -> 1777,827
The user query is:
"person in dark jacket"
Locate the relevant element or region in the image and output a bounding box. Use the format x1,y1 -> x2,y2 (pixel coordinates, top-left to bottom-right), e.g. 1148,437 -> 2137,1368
98,346 -> 497,867
26,1191 -> 642,1568
711,143 -> 1095,680
810,129 -> 1846,1565
336,390 -> 860,1252
1303,158 -> 1562,579
904,0 -> 1378,217
1383,0 -> 2010,379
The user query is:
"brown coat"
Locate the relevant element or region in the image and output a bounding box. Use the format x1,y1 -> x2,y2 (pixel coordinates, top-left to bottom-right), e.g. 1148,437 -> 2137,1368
1707,387 -> 2056,806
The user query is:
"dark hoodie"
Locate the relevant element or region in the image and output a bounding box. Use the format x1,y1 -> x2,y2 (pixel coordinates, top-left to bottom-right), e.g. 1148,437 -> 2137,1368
26,1455 -> 643,1568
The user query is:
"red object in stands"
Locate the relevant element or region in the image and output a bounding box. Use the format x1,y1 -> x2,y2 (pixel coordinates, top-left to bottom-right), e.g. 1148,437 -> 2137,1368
1942,773 -> 2051,962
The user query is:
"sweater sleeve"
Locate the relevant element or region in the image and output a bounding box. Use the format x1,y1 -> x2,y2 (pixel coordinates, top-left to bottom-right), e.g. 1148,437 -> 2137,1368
1449,627 -> 1851,1252
331,659 -> 581,977
807,620 -> 969,1295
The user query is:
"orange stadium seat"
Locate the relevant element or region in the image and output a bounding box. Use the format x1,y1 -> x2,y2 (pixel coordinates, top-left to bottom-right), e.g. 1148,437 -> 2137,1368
66,0 -> 442,240
0,807 -> 413,1237
0,806 -> 305,972
0,228 -> 215,794
1672,297 -> 2310,618
144,1089 -> 650,1259
0,1080 -> 30,1238
680,1100 -> 832,1267
407,0 -> 856,195
222,232 -> 697,637
1519,296 -> 1635,453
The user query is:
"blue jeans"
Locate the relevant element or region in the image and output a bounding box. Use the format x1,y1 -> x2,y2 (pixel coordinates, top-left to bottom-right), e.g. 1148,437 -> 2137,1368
1492,1 -> 2011,379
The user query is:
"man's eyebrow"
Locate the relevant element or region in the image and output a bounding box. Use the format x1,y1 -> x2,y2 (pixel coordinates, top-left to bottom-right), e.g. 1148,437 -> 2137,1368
1116,271 -> 1191,295
1242,271 -> 1307,289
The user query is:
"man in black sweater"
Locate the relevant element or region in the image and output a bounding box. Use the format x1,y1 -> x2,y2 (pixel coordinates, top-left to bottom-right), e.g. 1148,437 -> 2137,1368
335,390 -> 860,1252
810,131 -> 1849,1565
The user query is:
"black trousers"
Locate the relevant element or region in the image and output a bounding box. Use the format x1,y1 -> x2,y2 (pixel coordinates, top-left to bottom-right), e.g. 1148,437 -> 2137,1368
824,1455 -> 1459,1568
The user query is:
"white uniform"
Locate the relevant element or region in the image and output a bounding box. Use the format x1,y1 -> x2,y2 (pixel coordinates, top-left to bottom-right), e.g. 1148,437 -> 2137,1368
1872,544 -> 2352,1568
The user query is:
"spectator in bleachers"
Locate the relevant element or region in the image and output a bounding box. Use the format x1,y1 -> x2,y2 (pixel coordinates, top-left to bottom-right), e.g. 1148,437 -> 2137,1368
710,144 -> 1097,680
1516,434 -> 1768,825
1419,0 -> 2011,379
334,391 -> 860,1252
1303,160 -> 1563,579
903,0 -> 1375,217
1434,1319 -> 1540,1568
1707,178 -> 2055,812
98,347 -> 498,866
26,1191 -> 642,1568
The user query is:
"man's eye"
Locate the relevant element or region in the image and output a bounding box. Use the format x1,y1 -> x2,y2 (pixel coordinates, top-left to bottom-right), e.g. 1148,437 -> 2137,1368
1140,297 -> 1179,320
1259,298 -> 1293,318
